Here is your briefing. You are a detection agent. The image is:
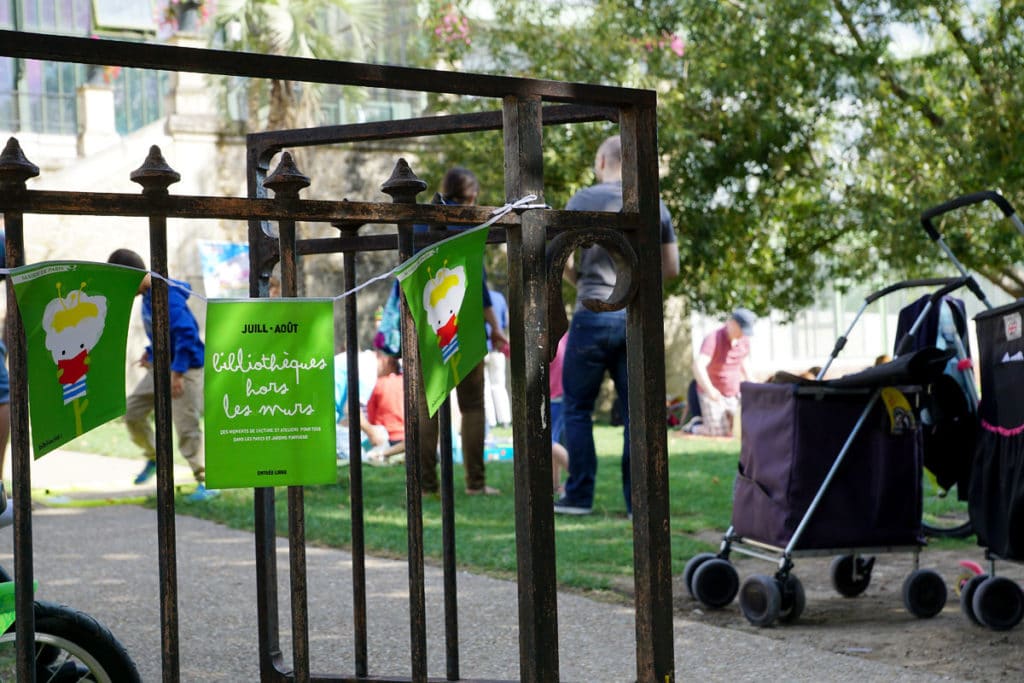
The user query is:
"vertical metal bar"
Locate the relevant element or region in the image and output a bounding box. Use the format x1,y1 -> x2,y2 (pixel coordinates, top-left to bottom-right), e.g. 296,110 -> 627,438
338,224 -> 368,677
246,143 -> 286,681
380,160 -> 429,682
436,399 -> 459,680
620,108 -> 676,682
130,145 -> 183,683
503,95 -> 559,683
264,152 -> 312,682
426,202 -> 461,681
0,137 -> 38,683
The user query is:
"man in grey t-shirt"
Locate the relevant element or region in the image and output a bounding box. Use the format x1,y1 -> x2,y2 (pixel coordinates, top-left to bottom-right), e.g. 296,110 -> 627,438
554,135 -> 679,517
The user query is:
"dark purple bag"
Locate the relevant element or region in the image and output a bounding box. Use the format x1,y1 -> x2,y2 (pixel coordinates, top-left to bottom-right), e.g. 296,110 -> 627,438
732,382 -> 924,550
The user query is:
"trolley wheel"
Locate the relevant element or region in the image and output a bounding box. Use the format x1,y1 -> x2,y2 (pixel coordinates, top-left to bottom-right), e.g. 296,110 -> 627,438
902,568 -> 947,619
778,574 -> 806,624
972,576 -> 1024,631
691,558 -> 740,609
738,574 -> 781,627
960,574 -> 989,626
829,554 -> 874,598
683,553 -> 718,599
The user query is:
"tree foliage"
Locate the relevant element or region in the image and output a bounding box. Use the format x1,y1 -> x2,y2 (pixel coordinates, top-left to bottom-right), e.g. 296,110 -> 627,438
212,0 -> 384,129
416,0 -> 1024,316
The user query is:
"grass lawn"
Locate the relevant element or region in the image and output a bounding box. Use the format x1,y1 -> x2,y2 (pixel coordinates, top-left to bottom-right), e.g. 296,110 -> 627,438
71,420 -> 972,595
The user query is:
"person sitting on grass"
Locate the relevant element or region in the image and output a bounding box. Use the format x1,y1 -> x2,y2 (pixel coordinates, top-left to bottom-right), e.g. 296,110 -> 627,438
363,349 -> 405,465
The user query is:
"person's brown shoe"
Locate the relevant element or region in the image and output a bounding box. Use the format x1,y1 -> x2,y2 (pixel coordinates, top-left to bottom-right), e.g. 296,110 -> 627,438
465,485 -> 501,496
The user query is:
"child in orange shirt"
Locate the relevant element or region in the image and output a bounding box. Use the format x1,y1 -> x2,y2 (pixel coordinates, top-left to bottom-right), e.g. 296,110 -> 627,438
363,351 -> 405,464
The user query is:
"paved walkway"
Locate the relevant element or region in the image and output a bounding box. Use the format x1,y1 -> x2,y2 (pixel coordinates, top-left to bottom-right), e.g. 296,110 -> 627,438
0,449 -> 956,682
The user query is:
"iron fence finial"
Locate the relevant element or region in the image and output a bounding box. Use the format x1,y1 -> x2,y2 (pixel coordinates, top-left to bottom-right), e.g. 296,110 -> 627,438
0,138 -> 40,187
264,151 -> 311,198
130,145 -> 181,194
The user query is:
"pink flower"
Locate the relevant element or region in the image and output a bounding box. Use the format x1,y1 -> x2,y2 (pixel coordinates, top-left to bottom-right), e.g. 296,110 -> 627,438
670,34 -> 685,57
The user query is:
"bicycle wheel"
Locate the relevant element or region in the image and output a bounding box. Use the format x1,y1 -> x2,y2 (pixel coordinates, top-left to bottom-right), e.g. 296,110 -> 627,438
921,469 -> 973,539
0,600 -> 141,682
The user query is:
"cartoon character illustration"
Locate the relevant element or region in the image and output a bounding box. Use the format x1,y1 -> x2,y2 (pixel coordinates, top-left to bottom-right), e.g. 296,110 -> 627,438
42,282 -> 108,412
423,264 -> 467,365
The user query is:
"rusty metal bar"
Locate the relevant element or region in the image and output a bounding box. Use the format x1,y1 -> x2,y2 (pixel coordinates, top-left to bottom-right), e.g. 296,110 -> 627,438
419,206 -> 462,682
0,137 -> 37,683
0,191 -> 642,232
620,108 -> 676,682
247,143 -> 288,683
248,105 -> 616,153
130,145 -> 184,683
264,153 -> 314,682
338,222 -> 369,677
502,95 -> 559,683
380,160 -> 429,682
437,397 -> 460,682
0,31 -> 654,107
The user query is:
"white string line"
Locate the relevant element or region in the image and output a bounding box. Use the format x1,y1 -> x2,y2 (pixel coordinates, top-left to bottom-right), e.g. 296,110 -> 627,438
0,195 -> 546,303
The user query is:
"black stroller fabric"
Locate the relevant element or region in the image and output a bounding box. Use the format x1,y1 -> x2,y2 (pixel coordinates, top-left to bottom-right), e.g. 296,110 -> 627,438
730,350 -> 948,550
894,295 -> 977,498
921,374 -> 977,497
969,300 -> 1024,559
895,294 -> 971,358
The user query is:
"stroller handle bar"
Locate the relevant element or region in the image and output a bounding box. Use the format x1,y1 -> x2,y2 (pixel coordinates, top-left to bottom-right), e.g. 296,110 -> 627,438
921,190 -> 1019,241
864,277 -> 967,305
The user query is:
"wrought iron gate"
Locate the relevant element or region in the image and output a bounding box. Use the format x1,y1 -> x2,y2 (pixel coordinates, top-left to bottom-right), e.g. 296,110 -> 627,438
0,30 -> 674,683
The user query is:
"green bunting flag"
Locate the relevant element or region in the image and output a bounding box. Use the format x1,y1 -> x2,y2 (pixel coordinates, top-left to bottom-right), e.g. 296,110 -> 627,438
204,299 -> 337,488
396,225 -> 489,417
10,261 -> 145,457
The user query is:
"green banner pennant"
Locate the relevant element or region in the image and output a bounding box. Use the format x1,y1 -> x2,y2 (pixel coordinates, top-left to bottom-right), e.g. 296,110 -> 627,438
396,225 -> 489,417
204,299 -> 337,488
10,261 -> 145,457
0,580 -> 38,634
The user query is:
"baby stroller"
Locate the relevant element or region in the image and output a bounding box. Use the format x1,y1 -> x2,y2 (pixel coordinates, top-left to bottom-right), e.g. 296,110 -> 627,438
917,191 -> 1024,631
685,347 -> 954,627
809,274 -> 986,539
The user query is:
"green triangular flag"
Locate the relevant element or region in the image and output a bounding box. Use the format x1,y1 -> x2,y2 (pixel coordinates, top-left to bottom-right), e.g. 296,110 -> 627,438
397,226 -> 489,417
11,261 -> 145,457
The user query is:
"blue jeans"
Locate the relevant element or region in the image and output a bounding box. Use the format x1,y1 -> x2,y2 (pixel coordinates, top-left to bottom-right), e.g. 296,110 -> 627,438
562,308 -> 631,513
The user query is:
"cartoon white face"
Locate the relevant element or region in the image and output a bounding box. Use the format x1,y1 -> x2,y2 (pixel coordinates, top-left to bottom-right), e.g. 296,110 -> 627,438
42,289 -> 108,364
423,265 -> 467,335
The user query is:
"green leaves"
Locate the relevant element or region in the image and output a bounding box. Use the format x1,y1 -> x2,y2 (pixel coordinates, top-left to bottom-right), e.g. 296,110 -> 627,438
418,0 -> 1024,314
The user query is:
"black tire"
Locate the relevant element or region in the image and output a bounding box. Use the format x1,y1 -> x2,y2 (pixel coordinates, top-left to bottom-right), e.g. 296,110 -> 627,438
902,569 -> 947,619
921,466 -> 973,539
960,574 -> 988,626
829,554 -> 873,598
972,576 -> 1024,631
738,574 -> 781,627
778,574 -> 806,625
691,558 -> 740,609
683,553 -> 717,599
0,600 -> 141,683
922,519 -> 973,539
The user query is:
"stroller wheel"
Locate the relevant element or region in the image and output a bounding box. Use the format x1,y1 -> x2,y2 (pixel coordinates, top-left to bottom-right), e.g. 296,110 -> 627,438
829,554 -> 873,598
691,558 -> 739,609
960,574 -> 989,626
972,576 -> 1024,631
683,553 -> 718,600
777,574 -> 806,624
903,568 -> 947,619
738,575 -> 781,627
